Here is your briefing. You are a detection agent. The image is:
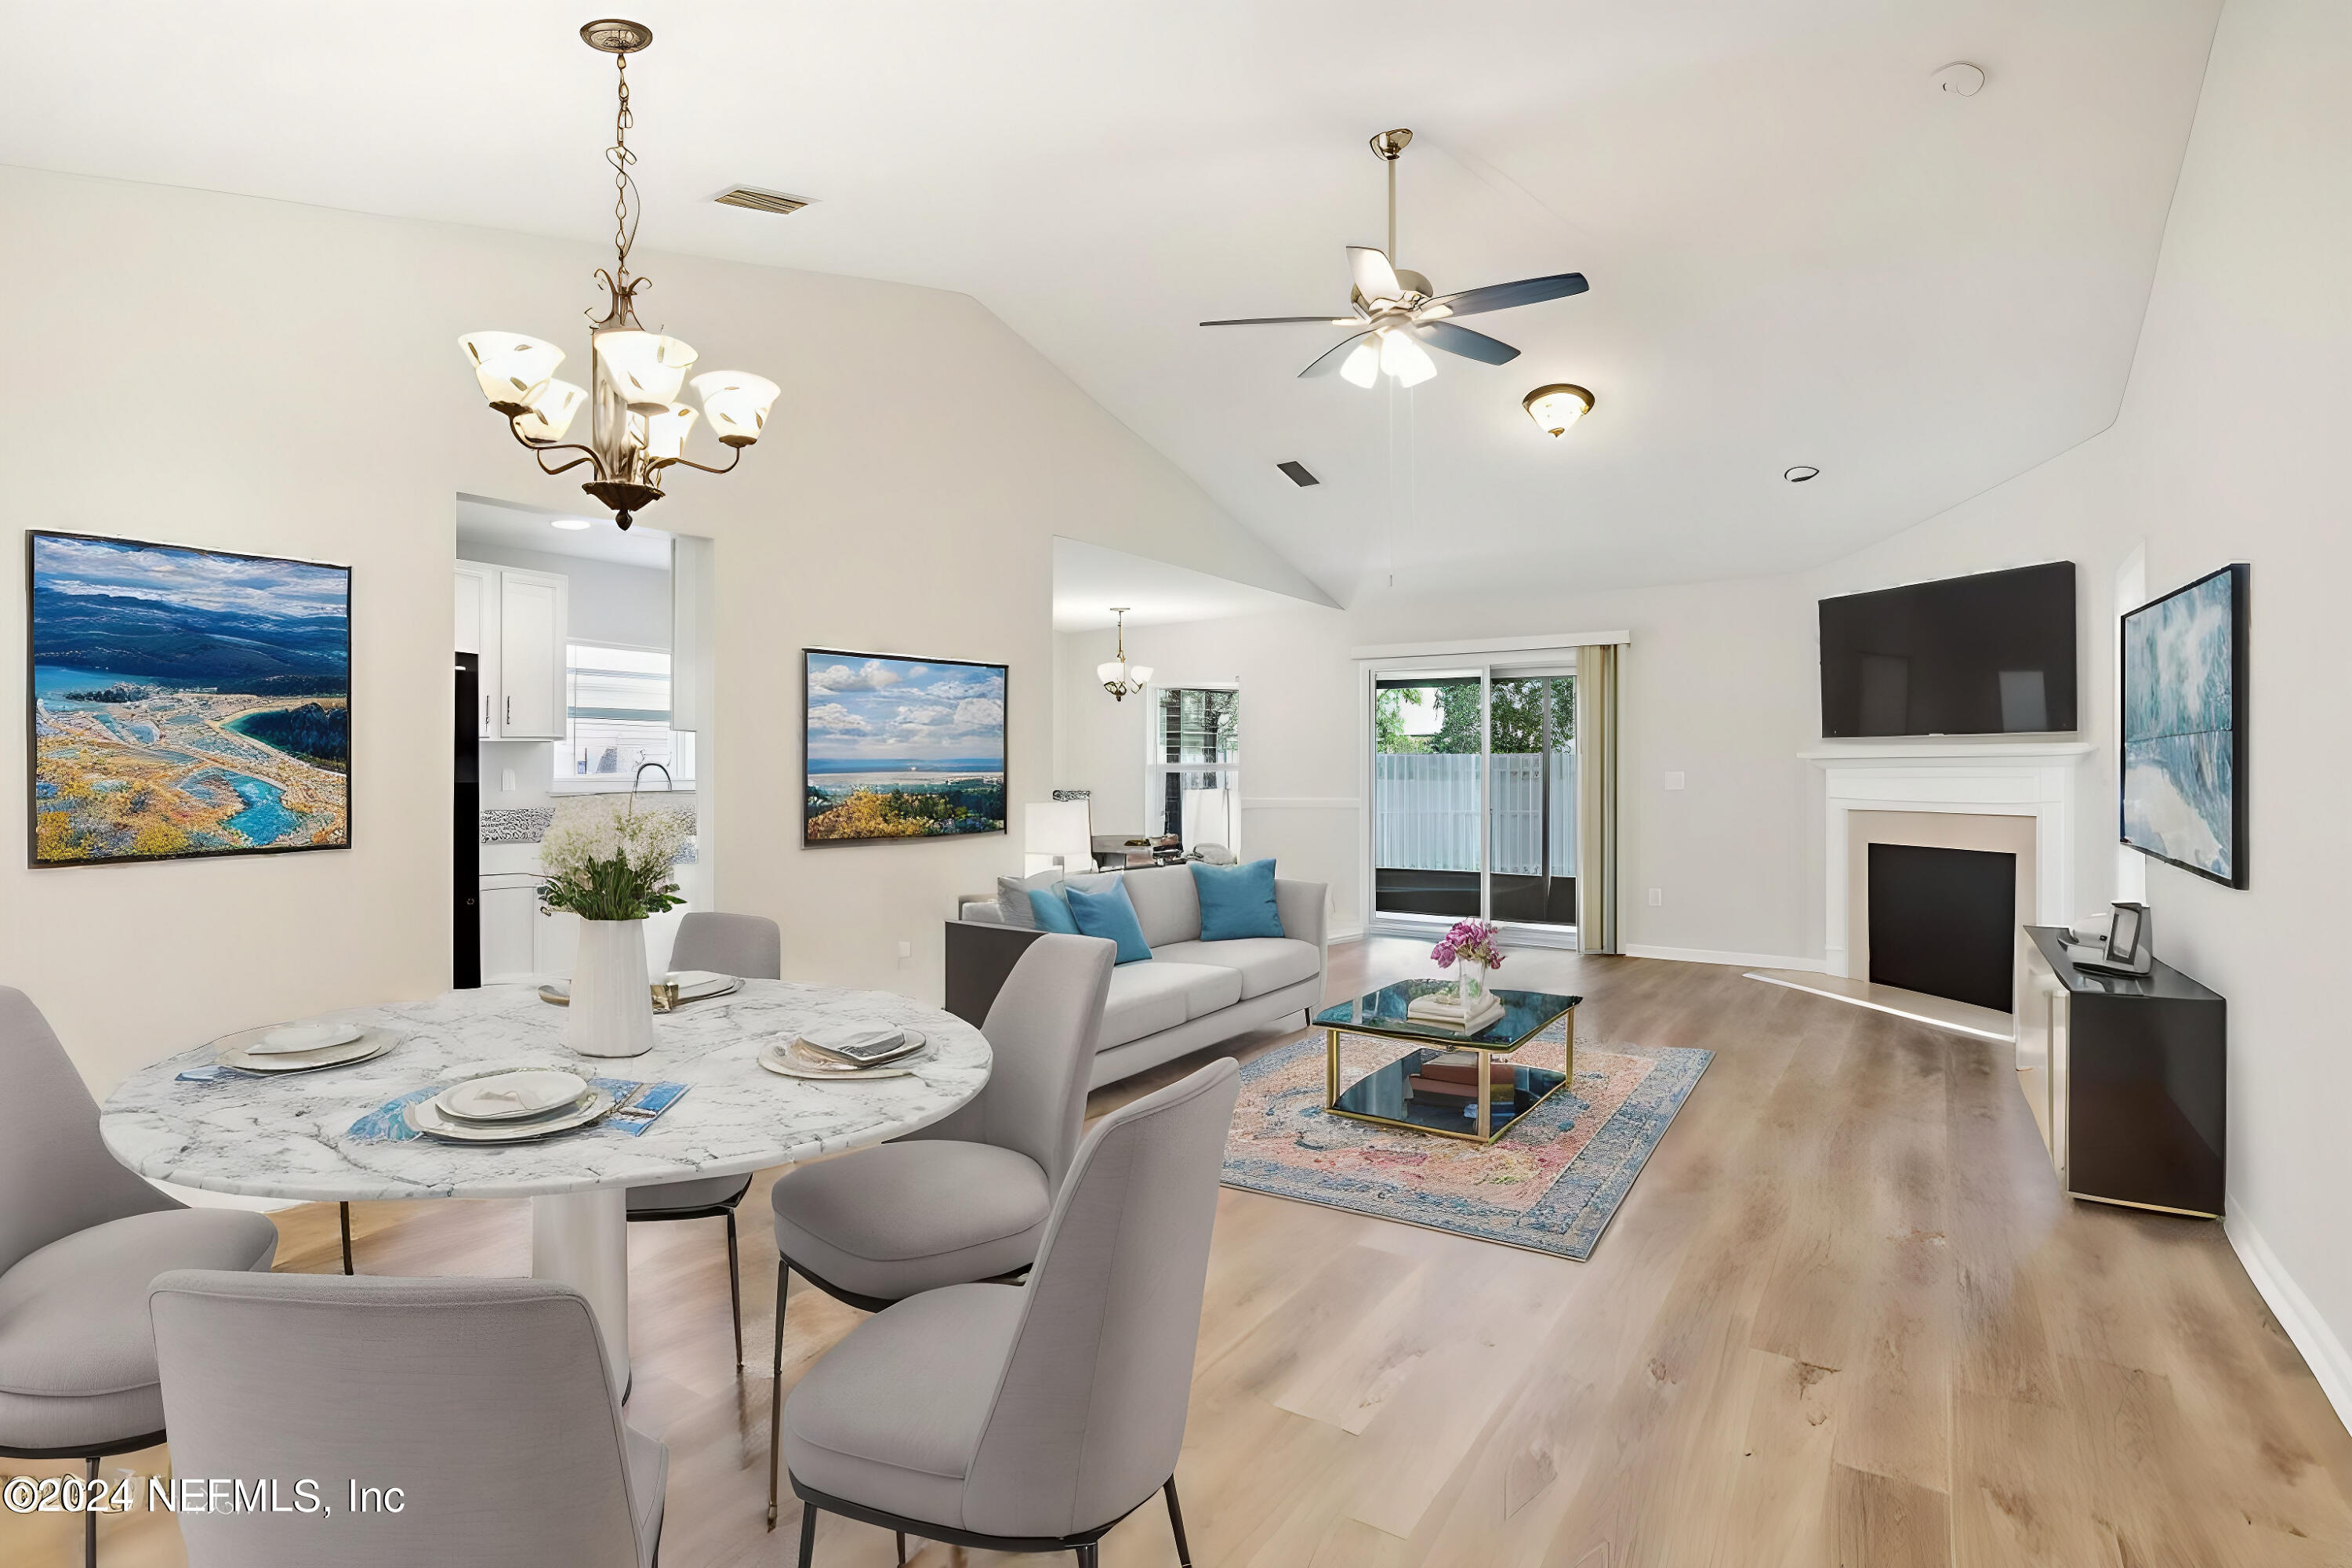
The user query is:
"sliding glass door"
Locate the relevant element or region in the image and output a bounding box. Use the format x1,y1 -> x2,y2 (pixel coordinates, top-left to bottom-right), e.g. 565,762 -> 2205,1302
1369,663 -> 1577,938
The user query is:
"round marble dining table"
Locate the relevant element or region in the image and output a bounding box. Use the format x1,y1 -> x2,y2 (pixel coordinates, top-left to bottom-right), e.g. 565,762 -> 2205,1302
98,982 -> 991,1386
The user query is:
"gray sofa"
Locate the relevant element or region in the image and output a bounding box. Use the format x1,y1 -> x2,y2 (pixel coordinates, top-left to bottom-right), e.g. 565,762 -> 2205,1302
946,863 -> 1328,1089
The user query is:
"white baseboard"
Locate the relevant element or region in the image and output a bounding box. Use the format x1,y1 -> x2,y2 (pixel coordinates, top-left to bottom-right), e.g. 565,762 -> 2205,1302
1328,924 -> 1366,944
1622,944 -> 1831,972
2226,1197 -> 2352,1436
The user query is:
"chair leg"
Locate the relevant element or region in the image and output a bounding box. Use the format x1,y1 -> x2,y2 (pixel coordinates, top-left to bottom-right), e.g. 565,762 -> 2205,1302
339,1202 -> 354,1275
767,1259 -> 788,1529
725,1211 -> 744,1370
1165,1475 -> 1193,1568
1073,1544 -> 1098,1568
797,1501 -> 818,1568
84,1455 -> 98,1568
895,1528 -> 906,1564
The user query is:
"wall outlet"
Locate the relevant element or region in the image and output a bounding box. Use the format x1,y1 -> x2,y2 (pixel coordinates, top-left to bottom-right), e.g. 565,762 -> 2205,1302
1664,771 -> 1686,791
896,940 -> 913,960
500,768 -> 517,794
1648,887 -> 1664,906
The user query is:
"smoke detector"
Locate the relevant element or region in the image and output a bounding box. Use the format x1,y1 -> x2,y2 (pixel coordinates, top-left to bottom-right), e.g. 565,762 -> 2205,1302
1932,61 -> 1986,96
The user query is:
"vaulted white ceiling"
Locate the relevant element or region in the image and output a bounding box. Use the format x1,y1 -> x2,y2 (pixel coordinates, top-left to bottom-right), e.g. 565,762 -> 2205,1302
5,1 -> 2220,603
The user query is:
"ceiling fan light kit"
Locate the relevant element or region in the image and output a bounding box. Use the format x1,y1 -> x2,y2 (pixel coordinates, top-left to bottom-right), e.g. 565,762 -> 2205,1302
1523,383 -> 1594,437
1098,608 -> 1153,701
458,20 -> 779,530
1201,127 -> 1590,392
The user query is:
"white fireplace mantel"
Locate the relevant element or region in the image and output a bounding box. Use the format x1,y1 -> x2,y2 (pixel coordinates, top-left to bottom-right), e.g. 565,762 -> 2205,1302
1803,740 -> 2095,979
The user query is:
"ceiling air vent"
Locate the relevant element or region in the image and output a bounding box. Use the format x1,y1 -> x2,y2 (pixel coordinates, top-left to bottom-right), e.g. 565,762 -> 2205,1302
1276,460 -> 1319,488
713,187 -> 811,216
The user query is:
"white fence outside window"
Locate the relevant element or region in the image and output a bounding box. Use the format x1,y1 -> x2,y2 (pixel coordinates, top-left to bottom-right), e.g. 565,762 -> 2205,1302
1374,752 -> 1575,876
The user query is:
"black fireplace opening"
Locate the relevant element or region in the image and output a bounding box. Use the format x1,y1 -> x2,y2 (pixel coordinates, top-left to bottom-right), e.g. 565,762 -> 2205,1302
1867,842 -> 2016,1013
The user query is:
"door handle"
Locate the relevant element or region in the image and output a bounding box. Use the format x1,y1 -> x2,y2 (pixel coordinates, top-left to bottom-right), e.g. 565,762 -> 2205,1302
505,696 -> 513,726
482,696 -> 490,727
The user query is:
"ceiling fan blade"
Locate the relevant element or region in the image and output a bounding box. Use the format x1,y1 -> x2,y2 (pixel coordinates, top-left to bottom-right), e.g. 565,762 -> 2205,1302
1299,331 -> 1374,378
1412,321 -> 1520,365
1421,271 -> 1589,319
1348,246 -> 1403,303
1200,315 -> 1358,326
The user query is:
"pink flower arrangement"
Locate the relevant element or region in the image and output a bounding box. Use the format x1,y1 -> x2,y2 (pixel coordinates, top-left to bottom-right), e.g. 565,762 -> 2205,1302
1431,919 -> 1504,971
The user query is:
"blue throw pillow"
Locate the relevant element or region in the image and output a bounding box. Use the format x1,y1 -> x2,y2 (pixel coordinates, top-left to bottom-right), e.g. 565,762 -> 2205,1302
1026,885 -> 1081,935
1065,880 -> 1154,964
1192,858 -> 1284,941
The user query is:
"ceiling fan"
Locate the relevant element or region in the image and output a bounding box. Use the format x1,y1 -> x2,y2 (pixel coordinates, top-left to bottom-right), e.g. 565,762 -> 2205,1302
1201,129 -> 1589,389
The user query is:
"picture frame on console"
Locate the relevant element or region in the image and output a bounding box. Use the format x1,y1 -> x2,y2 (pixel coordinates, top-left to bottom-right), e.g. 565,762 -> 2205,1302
802,648 -> 1007,845
2119,563 -> 2248,888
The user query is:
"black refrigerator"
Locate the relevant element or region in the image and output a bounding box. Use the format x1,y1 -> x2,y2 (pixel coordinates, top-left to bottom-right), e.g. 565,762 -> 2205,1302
454,653 -> 481,988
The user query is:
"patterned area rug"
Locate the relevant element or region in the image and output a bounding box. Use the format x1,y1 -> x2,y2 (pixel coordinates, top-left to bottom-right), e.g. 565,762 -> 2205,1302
1220,1025 -> 1711,1261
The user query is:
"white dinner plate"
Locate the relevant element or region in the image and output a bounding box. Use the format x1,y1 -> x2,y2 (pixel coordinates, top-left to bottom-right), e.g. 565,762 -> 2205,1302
405,1087 -> 616,1143
436,1069 -> 589,1122
252,1022 -> 365,1054
662,971 -> 737,1000
758,1036 -> 929,1081
215,1029 -> 393,1074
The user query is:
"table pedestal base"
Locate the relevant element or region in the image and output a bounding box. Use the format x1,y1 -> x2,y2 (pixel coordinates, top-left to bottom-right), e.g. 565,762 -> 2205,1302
532,1188 -> 630,1392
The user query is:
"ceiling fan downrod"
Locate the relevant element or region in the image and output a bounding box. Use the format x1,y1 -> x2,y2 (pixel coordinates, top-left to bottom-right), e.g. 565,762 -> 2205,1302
1370,129 -> 1412,264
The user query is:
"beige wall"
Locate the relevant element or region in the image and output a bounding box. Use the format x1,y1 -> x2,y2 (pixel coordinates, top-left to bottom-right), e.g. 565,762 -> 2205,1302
0,162 -> 1317,1094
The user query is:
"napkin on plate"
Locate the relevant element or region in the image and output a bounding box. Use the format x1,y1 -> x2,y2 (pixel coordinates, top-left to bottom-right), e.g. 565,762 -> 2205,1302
797,1021 -> 909,1063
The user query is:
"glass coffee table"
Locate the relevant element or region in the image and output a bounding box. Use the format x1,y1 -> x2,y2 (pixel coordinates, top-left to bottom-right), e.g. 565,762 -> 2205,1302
1312,981 -> 1581,1144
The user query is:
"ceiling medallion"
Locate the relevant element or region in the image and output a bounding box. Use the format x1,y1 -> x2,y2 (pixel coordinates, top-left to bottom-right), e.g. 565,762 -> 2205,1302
458,20 -> 779,530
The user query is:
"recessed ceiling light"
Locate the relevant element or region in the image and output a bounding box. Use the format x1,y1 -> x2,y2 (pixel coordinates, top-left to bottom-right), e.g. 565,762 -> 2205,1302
550,516 -> 595,530
1784,465 -> 1821,483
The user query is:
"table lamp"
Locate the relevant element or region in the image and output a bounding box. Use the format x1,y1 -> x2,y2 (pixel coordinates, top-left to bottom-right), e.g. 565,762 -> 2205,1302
1024,800 -> 1094,877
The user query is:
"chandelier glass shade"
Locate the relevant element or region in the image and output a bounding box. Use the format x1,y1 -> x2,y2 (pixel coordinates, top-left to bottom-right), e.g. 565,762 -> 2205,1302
1098,608 -> 1154,701
458,22 -> 778,529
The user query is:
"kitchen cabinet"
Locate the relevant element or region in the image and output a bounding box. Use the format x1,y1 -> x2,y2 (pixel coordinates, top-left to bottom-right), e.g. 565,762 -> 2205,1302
454,559 -> 568,741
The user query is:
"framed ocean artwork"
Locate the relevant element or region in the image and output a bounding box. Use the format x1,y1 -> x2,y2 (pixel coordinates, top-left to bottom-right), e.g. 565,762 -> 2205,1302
27,531 -> 352,866
2120,562 -> 2248,887
803,649 -> 1006,844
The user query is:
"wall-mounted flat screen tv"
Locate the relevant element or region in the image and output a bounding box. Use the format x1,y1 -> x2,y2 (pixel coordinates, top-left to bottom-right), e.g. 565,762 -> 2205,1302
1819,561 -> 2077,738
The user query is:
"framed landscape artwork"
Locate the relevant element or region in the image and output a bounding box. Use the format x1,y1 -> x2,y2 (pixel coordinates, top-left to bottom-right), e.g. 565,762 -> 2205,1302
28,531 -> 352,866
803,649 -> 1006,844
2121,562 -> 2248,887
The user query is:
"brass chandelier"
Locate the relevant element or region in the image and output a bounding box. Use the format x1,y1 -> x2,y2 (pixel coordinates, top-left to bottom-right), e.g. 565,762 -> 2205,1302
459,19 -> 779,530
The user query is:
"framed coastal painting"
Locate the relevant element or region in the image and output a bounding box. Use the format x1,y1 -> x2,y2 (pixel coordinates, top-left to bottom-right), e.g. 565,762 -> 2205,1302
803,649 -> 1006,844
27,531 -> 351,866
2121,562 -> 2248,887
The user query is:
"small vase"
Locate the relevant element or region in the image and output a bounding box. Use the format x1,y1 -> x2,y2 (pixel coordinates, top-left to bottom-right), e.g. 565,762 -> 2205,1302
1456,958 -> 1490,1011
567,917 -> 658,1058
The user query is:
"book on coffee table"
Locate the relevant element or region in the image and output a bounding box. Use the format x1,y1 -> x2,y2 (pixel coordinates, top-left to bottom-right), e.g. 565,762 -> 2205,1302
1405,993 -> 1504,1033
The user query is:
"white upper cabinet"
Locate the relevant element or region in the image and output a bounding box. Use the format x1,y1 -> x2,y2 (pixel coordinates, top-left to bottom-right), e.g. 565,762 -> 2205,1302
456,559 -> 568,741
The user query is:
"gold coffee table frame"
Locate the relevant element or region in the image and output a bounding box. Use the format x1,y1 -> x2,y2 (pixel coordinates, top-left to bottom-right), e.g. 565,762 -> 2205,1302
1318,985 -> 1581,1145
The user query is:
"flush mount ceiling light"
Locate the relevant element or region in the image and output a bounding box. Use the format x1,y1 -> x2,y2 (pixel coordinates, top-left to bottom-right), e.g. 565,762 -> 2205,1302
458,20 -> 779,531
1523,383 -> 1594,437
550,516 -> 595,530
1097,609 -> 1154,702
1784,465 -> 1821,482
1200,129 -> 1591,390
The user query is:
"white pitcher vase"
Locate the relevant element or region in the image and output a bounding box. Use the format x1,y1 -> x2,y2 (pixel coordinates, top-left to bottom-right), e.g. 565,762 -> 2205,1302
1456,957 -> 1490,1011
566,917 -> 658,1058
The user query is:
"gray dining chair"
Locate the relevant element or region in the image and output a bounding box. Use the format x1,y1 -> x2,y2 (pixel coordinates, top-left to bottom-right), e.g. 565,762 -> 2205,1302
780,1056 -> 1240,1567
0,986 -> 279,1568
149,1271 -> 666,1568
626,910 -> 783,1366
765,931 -> 1116,1526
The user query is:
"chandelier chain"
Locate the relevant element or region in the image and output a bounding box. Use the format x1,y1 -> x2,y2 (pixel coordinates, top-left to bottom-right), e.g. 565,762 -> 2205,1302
608,50 -> 640,278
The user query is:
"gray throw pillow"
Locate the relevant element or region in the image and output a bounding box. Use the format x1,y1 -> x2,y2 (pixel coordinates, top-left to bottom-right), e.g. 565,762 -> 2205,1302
996,870 -> 1065,928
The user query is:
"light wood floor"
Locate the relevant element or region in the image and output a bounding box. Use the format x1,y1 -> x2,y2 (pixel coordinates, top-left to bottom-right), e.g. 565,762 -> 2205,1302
12,942 -> 2351,1566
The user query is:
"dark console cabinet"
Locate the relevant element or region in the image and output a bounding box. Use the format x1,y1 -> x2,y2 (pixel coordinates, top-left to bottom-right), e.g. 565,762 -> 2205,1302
2020,926 -> 2225,1218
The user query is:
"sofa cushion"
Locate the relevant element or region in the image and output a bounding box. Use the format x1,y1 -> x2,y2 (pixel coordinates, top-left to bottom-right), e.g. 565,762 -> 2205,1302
1065,880 -> 1152,964
1025,886 -> 1080,934
1151,937 -> 1322,1001
994,870 -> 1062,928
1121,864 -> 1202,949
1192,858 -> 1284,940
1098,961 -> 1243,1048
